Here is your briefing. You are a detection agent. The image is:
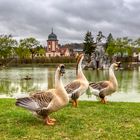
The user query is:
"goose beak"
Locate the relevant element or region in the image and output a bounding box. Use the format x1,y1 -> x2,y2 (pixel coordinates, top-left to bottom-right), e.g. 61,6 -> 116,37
60,65 -> 65,76
115,62 -> 121,70
117,62 -> 121,68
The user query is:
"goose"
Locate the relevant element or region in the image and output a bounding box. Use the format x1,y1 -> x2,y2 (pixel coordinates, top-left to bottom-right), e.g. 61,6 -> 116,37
16,64 -> 69,125
89,62 -> 121,103
65,54 -> 89,107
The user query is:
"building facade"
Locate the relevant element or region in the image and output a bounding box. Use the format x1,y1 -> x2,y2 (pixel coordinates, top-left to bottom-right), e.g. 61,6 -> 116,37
45,30 -> 71,57
46,30 -> 61,57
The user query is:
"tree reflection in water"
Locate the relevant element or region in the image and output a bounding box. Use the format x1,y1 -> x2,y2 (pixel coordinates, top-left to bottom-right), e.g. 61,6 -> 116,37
0,67 -> 140,102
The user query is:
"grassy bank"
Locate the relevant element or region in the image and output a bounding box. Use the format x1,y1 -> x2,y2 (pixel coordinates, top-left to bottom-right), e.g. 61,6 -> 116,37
0,57 -> 76,67
0,99 -> 140,140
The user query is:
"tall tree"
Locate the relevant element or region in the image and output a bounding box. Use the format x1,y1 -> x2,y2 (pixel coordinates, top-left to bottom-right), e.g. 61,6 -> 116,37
19,37 -> 41,60
134,38 -> 140,47
0,35 -> 17,59
83,31 -> 96,56
105,33 -> 113,50
115,37 -> 133,58
106,33 -> 115,57
37,47 -> 46,57
14,45 -> 30,60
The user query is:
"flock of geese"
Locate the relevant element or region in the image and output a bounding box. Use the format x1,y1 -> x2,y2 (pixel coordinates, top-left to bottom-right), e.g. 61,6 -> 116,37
16,54 -> 121,125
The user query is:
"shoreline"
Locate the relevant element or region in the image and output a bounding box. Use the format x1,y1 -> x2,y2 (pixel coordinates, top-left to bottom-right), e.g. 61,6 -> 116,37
0,63 -> 76,68
0,96 -> 140,103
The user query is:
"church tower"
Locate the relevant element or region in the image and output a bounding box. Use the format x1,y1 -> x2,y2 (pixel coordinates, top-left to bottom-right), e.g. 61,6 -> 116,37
46,29 -> 60,57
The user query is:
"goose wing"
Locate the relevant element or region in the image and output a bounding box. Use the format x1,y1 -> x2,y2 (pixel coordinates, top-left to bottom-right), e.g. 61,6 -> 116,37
89,81 -> 109,91
89,81 -> 110,97
16,91 -> 54,116
65,81 -> 81,94
65,81 -> 81,99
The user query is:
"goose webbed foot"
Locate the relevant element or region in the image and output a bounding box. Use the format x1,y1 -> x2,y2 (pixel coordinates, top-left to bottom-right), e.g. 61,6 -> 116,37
49,118 -> 56,122
101,98 -> 107,104
44,116 -> 56,126
72,100 -> 75,107
72,99 -> 78,107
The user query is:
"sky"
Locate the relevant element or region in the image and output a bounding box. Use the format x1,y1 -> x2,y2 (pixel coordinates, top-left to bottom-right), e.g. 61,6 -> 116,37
0,0 -> 140,44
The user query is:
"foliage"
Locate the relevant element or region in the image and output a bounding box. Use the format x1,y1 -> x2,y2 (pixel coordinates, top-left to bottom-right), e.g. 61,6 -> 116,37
83,31 -> 96,56
1,56 -> 76,66
0,99 -> 140,140
106,33 -> 116,57
14,45 -> 30,59
115,37 -> 133,57
1,33 -> 140,63
19,37 -> 42,60
0,35 -> 17,59
134,38 -> 140,47
26,56 -> 76,64
106,35 -> 133,58
105,33 -> 113,51
37,48 -> 46,56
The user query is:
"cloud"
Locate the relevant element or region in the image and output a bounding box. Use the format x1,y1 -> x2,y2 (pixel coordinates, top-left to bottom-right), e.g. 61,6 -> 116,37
0,0 -> 140,44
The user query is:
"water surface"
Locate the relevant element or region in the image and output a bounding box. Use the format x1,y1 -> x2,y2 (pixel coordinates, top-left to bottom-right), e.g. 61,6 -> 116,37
0,67 -> 140,102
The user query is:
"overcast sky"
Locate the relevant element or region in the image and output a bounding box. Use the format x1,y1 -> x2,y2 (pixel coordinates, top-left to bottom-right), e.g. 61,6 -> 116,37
0,0 -> 140,44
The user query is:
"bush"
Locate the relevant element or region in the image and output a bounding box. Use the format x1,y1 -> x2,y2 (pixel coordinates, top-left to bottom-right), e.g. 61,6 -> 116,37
0,56 -> 76,66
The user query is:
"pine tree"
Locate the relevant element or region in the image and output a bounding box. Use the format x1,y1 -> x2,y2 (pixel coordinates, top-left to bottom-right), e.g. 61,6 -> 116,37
105,33 -> 113,51
105,33 -> 115,57
83,31 -> 96,56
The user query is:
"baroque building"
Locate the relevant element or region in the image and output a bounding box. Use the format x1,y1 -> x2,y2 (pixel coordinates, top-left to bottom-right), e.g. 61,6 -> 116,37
46,30 -> 61,57
45,30 -> 71,57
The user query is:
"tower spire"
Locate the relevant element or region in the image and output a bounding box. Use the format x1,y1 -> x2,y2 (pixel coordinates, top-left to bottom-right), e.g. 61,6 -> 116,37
52,28 -> 53,33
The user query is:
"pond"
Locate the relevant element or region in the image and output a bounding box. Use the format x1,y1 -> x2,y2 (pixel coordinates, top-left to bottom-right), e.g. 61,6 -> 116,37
0,67 -> 140,102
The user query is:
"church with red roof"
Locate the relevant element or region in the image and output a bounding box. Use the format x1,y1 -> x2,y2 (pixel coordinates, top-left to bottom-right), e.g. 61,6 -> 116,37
45,30 -> 70,57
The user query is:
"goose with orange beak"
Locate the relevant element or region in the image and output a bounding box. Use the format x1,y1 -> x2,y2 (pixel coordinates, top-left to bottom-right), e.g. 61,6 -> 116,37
65,54 -> 89,107
89,62 -> 121,103
16,64 -> 69,125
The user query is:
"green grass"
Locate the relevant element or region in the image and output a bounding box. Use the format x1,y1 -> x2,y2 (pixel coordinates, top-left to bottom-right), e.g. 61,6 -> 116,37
0,99 -> 140,140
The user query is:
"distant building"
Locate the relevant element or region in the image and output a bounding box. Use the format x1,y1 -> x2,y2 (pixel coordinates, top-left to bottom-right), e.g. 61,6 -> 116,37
60,47 -> 70,56
45,30 -> 70,57
73,48 -> 83,56
61,43 -> 84,56
46,30 -> 60,57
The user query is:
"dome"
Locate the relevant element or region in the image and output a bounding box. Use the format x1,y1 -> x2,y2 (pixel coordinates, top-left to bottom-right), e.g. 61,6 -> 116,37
48,32 -> 57,41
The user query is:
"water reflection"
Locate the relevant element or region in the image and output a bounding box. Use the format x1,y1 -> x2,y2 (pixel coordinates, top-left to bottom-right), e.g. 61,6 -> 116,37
0,67 -> 140,102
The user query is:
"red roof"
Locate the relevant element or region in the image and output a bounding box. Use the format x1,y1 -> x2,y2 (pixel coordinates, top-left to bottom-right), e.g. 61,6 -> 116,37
60,48 -> 68,53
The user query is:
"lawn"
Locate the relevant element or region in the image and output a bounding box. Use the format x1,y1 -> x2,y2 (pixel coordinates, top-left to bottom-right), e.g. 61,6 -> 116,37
0,99 -> 140,140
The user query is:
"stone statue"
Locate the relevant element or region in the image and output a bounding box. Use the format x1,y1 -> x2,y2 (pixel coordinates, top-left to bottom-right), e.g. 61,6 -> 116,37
87,31 -> 109,69
96,31 -> 106,43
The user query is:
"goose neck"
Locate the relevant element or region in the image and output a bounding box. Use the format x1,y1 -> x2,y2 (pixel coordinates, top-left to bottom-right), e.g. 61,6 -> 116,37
77,58 -> 87,82
54,68 -> 69,102
109,66 -> 118,87
55,69 -> 63,89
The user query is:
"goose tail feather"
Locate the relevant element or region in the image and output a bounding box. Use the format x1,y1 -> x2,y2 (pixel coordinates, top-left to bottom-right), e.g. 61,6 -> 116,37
15,97 -> 39,111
